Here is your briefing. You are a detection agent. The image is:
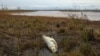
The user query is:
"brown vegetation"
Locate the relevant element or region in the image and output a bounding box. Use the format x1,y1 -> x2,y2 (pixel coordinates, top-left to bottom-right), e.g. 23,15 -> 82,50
0,11 -> 100,56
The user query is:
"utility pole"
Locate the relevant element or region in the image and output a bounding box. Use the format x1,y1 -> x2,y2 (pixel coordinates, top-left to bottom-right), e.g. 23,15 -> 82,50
17,6 -> 21,10
1,4 -> 4,10
5,5 -> 8,10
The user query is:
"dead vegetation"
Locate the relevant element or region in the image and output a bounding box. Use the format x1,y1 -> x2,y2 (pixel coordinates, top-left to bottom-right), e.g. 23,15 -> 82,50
0,12 -> 100,56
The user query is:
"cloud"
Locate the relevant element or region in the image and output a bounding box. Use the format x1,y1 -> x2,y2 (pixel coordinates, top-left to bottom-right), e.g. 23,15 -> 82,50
0,0 -> 100,9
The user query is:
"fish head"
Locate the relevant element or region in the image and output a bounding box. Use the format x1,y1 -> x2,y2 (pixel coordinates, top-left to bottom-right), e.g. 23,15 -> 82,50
51,46 -> 57,53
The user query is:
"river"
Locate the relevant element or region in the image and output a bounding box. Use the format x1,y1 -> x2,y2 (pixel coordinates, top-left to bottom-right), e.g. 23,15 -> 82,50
11,11 -> 100,21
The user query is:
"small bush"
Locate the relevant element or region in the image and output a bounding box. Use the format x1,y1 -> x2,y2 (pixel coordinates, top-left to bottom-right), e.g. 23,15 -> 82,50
61,38 -> 77,52
58,28 -> 65,34
55,23 -> 60,28
82,28 -> 95,43
80,44 -> 96,56
67,51 -> 83,56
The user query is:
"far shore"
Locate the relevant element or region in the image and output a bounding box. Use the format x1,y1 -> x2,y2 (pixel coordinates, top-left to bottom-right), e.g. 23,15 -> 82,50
0,9 -> 100,12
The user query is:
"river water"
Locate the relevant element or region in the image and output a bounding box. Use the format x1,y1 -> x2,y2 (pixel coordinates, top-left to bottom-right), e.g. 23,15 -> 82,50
11,11 -> 100,21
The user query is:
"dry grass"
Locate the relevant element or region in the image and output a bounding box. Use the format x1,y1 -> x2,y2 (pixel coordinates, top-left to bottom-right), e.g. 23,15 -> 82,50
0,11 -> 100,56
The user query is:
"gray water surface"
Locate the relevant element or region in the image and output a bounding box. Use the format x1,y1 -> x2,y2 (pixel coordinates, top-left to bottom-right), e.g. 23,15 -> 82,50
11,11 -> 100,21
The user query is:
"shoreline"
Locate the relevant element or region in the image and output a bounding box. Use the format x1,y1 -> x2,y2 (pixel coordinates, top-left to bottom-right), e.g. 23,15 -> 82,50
0,10 -> 100,13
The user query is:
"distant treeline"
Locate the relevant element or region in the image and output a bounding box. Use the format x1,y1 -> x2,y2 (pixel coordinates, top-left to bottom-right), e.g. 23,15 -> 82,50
0,9 -> 100,12
0,10 -> 36,13
36,9 -> 100,12
59,9 -> 100,12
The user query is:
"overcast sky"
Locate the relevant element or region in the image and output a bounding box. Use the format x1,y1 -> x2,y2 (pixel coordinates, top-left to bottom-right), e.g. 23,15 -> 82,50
0,0 -> 100,9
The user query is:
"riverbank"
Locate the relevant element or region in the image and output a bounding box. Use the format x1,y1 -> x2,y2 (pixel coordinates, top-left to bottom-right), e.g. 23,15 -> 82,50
0,12 -> 100,56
